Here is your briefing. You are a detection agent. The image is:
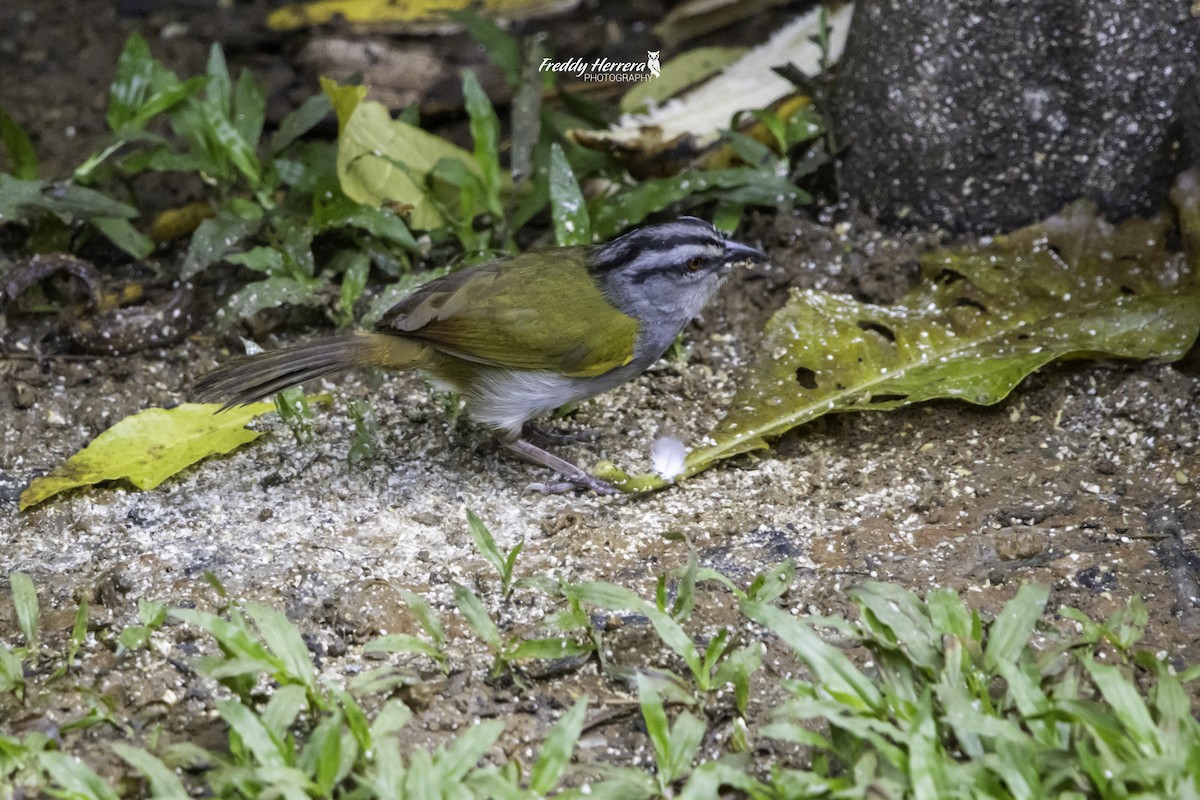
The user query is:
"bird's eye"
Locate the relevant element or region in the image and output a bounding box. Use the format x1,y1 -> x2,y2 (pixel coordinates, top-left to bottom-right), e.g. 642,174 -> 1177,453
685,257 -> 703,272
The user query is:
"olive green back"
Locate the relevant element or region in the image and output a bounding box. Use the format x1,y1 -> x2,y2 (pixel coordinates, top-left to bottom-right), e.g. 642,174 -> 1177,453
375,250 -> 640,377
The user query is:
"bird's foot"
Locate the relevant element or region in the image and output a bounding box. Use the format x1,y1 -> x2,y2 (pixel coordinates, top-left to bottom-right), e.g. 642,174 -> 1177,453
521,422 -> 599,447
503,437 -> 620,496
525,475 -> 620,496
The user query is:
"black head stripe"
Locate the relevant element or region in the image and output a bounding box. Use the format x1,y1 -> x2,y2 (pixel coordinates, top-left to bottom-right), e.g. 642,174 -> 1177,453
591,219 -> 722,274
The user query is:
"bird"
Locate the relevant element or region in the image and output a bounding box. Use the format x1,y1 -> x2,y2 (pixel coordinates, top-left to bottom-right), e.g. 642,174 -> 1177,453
194,217 -> 767,494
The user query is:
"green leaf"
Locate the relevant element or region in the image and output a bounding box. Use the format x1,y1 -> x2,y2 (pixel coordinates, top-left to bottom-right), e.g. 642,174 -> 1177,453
19,402 -> 275,510
364,633 -> 444,662
118,625 -> 153,651
615,197 -> 1200,489
852,582 -> 941,671
37,751 -> 120,800
369,698 -> 413,742
506,637 -> 592,661
242,603 -> 316,686
637,674 -> 671,777
216,698 -> 289,767
0,175 -> 138,223
262,684 -> 309,738
397,587 -> 446,645
110,743 -> 190,800
453,582 -> 501,651
0,646 -> 24,693
0,106 -> 38,179
984,584 -> 1049,670
589,167 -> 806,240
510,42 -> 545,183
330,92 -> 480,230
205,44 -> 233,117
463,70 -> 503,217
9,572 -> 39,648
108,33 -> 155,131
226,246 -> 285,274
198,100 -> 261,186
92,216 -> 155,259
467,508 -> 506,583
271,93 -> 332,155
335,249 -> 370,326
312,192 -> 419,251
637,674 -> 704,786
548,143 -> 590,245
565,581 -> 701,682
299,712 -> 356,793
127,76 -> 207,131
182,205 -> 263,278
440,718 -> 505,782
531,698 -> 587,795
218,275 -> 324,323
232,69 -> 266,153
1083,658 -> 1159,750
741,599 -> 882,710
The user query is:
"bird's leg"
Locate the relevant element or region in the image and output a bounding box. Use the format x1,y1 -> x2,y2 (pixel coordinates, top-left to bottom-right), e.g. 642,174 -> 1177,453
521,422 -> 600,447
501,437 -> 620,496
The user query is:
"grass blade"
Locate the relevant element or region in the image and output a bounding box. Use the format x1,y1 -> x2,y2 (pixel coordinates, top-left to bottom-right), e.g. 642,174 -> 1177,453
531,698 -> 587,794
548,142 -> 590,245
453,583 -> 501,651
9,572 -> 39,649
984,584 -> 1049,670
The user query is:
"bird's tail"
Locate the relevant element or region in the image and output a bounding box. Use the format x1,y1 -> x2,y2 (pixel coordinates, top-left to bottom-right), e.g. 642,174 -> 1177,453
193,332 -> 428,408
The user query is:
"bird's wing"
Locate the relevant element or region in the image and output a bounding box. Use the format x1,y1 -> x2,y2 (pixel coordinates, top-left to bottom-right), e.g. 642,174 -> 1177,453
374,252 -> 640,377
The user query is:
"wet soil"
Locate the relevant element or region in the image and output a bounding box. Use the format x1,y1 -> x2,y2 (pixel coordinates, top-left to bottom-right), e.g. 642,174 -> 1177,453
2,0 -> 1200,790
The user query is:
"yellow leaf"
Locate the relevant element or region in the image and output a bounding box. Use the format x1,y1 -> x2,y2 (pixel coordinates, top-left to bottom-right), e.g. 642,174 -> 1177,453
20,403 -> 275,511
320,77 -> 367,134
330,94 -> 480,230
268,0 -> 576,32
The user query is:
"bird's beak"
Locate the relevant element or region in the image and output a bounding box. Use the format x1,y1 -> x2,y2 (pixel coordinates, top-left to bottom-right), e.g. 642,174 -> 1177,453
721,238 -> 769,270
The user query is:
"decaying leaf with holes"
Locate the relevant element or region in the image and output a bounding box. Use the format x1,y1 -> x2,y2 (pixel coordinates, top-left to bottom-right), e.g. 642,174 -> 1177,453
600,172 -> 1200,491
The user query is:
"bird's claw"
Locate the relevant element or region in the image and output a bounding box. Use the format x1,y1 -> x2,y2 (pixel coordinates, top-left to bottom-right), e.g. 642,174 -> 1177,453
521,423 -> 600,447
525,476 -> 620,496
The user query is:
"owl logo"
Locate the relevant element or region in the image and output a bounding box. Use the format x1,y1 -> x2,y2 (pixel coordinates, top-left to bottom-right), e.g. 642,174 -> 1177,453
647,51 -> 660,78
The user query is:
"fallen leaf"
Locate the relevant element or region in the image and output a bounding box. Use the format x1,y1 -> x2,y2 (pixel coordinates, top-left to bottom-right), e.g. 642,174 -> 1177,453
20,403 -> 275,511
601,184 -> 1200,491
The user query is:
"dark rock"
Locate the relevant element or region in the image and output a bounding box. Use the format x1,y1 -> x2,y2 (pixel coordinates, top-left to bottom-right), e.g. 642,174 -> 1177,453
833,1 -> 1200,232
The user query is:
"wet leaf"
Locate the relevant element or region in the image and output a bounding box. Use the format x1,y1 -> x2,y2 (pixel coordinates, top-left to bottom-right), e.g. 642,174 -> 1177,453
0,175 -> 138,223
607,195 -> 1200,491
218,275 -> 324,324
312,195 -> 419,251
182,203 -> 264,279
548,143 -> 589,245
20,402 -> 275,510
